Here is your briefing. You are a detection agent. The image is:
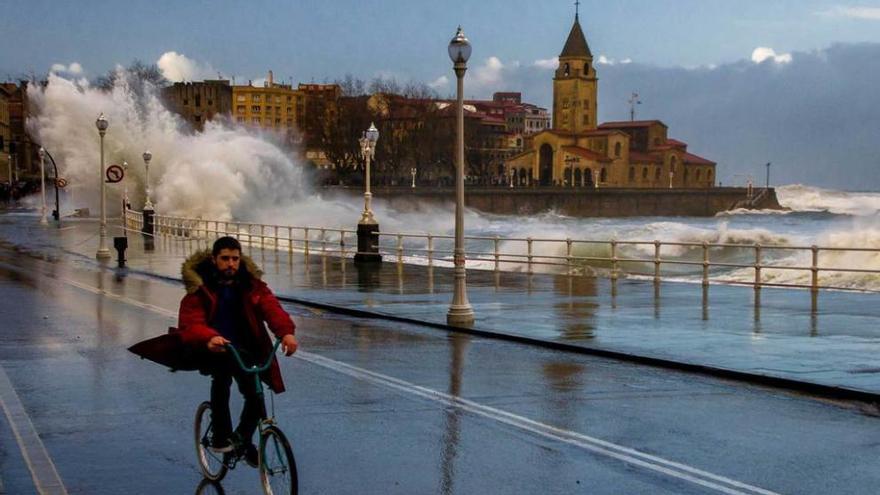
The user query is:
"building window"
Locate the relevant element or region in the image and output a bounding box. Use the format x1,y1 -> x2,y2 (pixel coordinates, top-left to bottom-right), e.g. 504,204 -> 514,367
582,115 -> 588,126
275,96 -> 281,104
628,167 -> 635,181
708,169 -> 713,180
252,105 -> 260,112
207,99 -> 213,106
614,142 -> 621,157
236,106 -> 245,113
584,63 -> 590,74
252,95 -> 261,102
252,117 -> 260,124
655,167 -> 661,180
237,117 -> 245,123
183,99 -> 188,105
563,63 -> 570,76
194,115 -> 201,123
642,167 -> 648,179
583,100 -> 589,109
195,95 -> 201,107
237,95 -> 246,102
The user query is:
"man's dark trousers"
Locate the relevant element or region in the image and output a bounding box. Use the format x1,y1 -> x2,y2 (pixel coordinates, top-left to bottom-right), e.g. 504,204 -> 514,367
210,355 -> 265,444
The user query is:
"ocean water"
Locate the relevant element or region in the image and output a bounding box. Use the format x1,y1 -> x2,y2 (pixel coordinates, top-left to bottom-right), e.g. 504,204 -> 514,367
24,70 -> 880,290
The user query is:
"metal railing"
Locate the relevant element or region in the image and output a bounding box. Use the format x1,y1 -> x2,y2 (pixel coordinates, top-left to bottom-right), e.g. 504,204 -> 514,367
124,209 -> 880,294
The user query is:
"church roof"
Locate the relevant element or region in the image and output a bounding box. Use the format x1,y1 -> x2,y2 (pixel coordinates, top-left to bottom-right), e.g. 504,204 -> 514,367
682,152 -> 715,165
560,16 -> 592,58
599,120 -> 668,129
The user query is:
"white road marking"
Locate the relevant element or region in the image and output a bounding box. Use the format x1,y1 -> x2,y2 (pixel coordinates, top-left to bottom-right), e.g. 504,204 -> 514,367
58,273 -> 779,494
0,366 -> 69,494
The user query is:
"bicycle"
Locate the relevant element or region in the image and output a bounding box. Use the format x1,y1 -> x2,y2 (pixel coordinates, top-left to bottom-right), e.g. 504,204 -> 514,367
194,338 -> 298,495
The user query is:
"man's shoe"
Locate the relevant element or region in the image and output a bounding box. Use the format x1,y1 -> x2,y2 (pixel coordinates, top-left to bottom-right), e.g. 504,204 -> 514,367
240,443 -> 259,468
209,436 -> 234,453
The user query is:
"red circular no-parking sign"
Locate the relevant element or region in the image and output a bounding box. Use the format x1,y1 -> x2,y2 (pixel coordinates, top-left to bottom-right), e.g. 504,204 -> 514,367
105,164 -> 125,183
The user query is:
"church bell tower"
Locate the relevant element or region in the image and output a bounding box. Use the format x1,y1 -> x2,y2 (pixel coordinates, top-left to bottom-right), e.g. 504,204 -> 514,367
553,8 -> 598,133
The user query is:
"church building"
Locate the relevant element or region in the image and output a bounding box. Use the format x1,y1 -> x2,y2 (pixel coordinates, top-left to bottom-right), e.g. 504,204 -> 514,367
506,12 -> 716,189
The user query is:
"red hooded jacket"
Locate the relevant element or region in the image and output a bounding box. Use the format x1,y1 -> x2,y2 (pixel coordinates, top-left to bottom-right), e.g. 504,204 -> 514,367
177,249 -> 295,393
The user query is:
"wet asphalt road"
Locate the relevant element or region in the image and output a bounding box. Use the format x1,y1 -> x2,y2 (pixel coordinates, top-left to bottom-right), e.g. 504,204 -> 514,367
0,243 -> 878,494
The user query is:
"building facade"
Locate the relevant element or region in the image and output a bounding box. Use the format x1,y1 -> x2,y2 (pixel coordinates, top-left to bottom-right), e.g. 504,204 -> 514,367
0,85 -> 10,182
231,71 -> 303,139
507,14 -> 716,189
163,80 -> 232,131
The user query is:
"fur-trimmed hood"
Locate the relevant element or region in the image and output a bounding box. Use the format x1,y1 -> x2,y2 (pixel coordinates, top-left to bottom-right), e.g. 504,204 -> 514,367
181,249 -> 264,294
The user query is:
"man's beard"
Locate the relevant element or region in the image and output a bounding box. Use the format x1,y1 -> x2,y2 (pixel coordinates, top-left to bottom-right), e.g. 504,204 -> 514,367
219,268 -> 238,281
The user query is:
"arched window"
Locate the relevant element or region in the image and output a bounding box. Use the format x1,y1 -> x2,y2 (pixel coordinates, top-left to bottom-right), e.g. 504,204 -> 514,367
584,63 -> 590,74
614,142 -> 622,158
600,168 -> 607,182
628,167 -> 635,181
563,63 -> 570,76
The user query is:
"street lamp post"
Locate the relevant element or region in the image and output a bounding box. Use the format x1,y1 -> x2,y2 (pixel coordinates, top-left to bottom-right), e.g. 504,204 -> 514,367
122,160 -> 129,211
668,171 -> 674,189
447,26 -> 475,327
411,167 -> 417,188
142,150 -> 155,237
509,168 -> 514,188
354,123 -> 382,264
95,114 -> 111,259
765,162 -> 771,189
38,147 -> 47,224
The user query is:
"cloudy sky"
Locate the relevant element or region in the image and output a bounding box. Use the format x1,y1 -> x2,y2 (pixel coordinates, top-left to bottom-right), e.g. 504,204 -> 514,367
3,0 -> 880,188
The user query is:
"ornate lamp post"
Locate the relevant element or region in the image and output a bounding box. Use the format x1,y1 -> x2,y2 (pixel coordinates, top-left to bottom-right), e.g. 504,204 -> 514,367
142,150 -> 155,237
354,123 -> 382,263
121,160 -> 129,211
509,168 -> 515,188
142,150 -> 154,210
447,26 -> 475,326
95,114 -> 111,259
411,167 -> 417,188
38,147 -> 48,224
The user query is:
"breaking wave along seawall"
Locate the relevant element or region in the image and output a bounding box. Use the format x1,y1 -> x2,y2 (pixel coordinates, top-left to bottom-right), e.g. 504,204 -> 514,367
26,69 -> 880,290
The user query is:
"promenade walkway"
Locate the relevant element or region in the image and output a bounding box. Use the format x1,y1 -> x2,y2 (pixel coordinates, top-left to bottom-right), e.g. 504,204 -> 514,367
3,213 -> 879,398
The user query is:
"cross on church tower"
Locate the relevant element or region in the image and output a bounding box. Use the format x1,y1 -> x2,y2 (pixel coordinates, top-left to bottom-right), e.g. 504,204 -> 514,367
575,0 -> 580,18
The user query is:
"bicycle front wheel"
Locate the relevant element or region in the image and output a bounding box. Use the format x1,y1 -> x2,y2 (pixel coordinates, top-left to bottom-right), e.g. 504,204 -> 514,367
194,401 -> 228,481
259,425 -> 298,495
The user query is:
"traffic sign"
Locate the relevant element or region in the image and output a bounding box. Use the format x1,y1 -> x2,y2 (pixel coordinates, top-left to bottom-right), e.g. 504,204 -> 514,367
106,164 -> 124,183
55,178 -> 68,188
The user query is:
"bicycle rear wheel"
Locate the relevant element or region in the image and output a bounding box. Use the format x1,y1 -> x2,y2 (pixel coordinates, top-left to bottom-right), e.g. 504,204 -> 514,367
259,425 -> 298,495
194,401 -> 229,481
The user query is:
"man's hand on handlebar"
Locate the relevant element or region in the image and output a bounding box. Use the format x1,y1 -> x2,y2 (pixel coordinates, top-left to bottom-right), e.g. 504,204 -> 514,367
281,334 -> 298,356
207,335 -> 231,353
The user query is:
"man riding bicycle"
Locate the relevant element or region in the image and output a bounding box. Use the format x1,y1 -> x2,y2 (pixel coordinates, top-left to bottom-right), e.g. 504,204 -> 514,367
177,236 -> 298,466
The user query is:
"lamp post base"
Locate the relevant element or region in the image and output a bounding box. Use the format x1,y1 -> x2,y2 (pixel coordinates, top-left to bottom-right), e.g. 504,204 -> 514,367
354,222 -> 382,264
446,306 -> 475,327
96,248 -> 112,260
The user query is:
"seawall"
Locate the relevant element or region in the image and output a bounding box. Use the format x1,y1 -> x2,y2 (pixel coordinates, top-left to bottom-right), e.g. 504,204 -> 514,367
334,186 -> 782,217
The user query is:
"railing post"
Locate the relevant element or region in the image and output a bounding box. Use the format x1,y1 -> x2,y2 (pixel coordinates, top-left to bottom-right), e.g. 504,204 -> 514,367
702,241 -> 710,287
260,225 -> 265,251
495,236 -> 501,272
340,231 -> 346,257
811,245 -> 819,293
566,238 -> 573,275
427,234 -> 434,265
654,240 -> 661,283
320,228 -> 326,256
274,226 -> 279,252
754,244 -> 762,290
397,234 -> 404,263
304,227 -> 310,256
288,227 -> 293,256
610,240 -> 618,280
527,237 -> 534,274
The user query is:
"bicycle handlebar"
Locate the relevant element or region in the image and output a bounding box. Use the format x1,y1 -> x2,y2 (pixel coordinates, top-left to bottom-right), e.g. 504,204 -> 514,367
224,338 -> 284,374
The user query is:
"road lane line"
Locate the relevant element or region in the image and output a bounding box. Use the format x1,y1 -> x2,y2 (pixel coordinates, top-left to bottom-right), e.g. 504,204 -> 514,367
0,366 -> 69,495
56,274 -> 778,494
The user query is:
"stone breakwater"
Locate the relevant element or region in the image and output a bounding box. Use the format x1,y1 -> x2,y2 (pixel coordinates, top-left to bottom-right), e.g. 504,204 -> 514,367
347,187 -> 782,218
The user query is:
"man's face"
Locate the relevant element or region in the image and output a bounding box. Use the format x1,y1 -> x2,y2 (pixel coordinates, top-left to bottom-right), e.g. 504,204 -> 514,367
213,248 -> 241,279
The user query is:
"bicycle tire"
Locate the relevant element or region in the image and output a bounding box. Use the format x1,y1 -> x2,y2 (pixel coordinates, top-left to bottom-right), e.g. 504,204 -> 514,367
194,401 -> 229,481
259,425 -> 298,495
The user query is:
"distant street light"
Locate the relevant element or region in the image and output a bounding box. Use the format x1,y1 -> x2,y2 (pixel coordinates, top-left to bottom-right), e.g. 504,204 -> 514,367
38,147 -> 47,225
765,162 -> 771,189
509,168 -> 515,188
122,160 -> 130,211
359,123 -> 379,224
354,122 -> 382,264
411,167 -> 417,188
668,171 -> 674,189
142,150 -> 154,210
447,26 -> 474,327
95,114 -> 111,259
629,91 -> 642,122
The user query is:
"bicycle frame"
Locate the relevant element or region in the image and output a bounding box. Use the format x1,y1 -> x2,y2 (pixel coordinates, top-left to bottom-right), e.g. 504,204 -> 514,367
224,338 -> 284,427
